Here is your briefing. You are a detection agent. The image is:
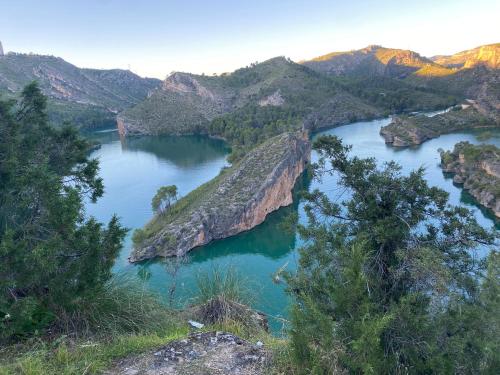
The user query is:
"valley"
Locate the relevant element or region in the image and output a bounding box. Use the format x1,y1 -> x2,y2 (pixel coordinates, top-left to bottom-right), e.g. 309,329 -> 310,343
1,34 -> 500,374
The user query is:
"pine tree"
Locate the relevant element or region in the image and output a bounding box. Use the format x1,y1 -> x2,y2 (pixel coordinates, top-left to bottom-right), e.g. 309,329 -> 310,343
0,83 -> 127,339
287,135 -> 498,373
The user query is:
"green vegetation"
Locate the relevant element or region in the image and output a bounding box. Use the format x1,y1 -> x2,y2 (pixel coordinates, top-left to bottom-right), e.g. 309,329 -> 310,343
284,136 -> 498,373
134,166 -> 229,246
0,83 -> 129,341
151,185 -> 178,215
0,327 -> 188,375
0,53 -> 160,129
440,142 -> 500,216
120,57 -> 381,153
381,106 -> 498,147
334,75 -> 457,113
0,266 -> 272,375
195,266 -> 251,306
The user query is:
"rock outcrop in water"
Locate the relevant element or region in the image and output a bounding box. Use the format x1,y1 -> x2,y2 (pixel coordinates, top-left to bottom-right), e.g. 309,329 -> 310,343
130,131 -> 310,262
440,142 -> 500,218
380,106 -> 499,147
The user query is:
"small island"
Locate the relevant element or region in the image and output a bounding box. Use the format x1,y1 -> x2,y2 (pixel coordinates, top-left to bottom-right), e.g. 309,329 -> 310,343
440,141 -> 500,218
380,106 -> 497,147
130,131 -> 311,262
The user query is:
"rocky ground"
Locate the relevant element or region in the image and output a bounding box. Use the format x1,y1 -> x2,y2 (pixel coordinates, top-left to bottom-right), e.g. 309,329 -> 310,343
105,331 -> 270,375
130,131 -> 310,262
440,141 -> 500,218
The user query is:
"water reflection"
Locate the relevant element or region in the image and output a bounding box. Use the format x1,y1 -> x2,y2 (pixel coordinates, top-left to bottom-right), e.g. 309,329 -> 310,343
85,121 -> 499,332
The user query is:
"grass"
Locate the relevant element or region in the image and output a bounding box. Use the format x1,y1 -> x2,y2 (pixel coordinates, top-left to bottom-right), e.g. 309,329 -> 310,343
194,265 -> 251,305
49,275 -> 183,338
0,329 -> 188,375
0,266 -> 296,374
0,275 -> 189,374
0,318 -> 293,375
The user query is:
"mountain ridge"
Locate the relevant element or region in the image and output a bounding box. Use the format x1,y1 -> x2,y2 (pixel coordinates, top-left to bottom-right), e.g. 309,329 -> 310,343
0,51 -> 161,128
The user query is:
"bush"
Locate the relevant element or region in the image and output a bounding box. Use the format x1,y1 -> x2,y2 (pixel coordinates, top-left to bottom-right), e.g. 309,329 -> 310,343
51,275 -> 182,338
0,83 -> 127,342
286,135 -> 497,373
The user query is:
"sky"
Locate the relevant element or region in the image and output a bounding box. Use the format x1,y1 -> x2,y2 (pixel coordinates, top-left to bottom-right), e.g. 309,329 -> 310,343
0,0 -> 499,79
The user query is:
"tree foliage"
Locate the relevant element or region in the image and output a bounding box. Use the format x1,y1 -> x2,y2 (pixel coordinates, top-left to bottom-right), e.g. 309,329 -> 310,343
287,135 -> 498,374
0,83 -> 127,340
151,185 -> 178,215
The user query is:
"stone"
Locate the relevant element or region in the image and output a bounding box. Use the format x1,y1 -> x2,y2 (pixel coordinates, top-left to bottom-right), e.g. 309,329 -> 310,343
188,320 -> 205,329
440,142 -> 500,218
130,131 -> 310,261
381,103 -> 499,148
104,331 -> 270,375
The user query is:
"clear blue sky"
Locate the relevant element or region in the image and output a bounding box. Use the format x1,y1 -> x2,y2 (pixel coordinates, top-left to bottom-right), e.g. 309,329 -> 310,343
1,0 -> 498,78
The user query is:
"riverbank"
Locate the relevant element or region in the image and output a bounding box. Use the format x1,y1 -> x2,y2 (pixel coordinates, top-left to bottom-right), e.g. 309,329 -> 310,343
380,106 -> 498,147
440,141 -> 500,218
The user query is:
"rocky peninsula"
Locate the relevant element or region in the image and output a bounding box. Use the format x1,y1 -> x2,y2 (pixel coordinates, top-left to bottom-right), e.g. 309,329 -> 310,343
380,106 -> 497,147
130,131 -> 310,262
440,141 -> 500,218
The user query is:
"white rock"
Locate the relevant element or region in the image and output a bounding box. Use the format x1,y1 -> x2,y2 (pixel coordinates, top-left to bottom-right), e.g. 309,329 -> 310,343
188,320 -> 205,329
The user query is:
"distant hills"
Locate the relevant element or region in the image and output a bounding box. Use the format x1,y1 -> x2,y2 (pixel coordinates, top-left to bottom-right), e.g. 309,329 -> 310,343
302,45 -> 451,78
0,42 -> 498,135
118,47 -> 470,143
431,43 -> 500,69
0,51 -> 160,128
118,56 -> 385,141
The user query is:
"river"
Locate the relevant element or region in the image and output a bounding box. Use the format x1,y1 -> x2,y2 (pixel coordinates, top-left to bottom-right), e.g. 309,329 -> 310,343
86,118 -> 499,333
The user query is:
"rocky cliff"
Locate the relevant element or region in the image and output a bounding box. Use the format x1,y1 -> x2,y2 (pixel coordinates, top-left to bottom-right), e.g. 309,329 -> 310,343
117,57 -> 381,138
440,142 -> 500,218
0,52 -> 160,128
432,43 -> 500,69
130,131 -> 310,262
380,105 -> 498,147
302,45 -> 444,78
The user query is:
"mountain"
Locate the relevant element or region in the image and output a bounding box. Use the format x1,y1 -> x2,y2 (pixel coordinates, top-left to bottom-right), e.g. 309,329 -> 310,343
0,51 -> 161,128
118,57 -> 383,143
432,43 -> 500,69
302,45 -> 452,78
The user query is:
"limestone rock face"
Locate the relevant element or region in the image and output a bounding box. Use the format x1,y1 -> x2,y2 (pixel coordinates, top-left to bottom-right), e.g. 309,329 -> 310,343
433,43 -> 500,69
258,90 -> 285,106
303,45 -> 440,78
0,41 -> 4,57
105,331 -> 270,375
130,131 -> 310,262
440,142 -> 500,218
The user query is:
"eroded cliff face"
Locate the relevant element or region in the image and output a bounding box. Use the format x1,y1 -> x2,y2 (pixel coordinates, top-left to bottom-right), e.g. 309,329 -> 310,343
130,132 -> 310,262
440,142 -> 500,218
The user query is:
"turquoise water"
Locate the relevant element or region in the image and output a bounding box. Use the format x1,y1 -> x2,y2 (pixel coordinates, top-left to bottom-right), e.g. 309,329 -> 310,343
86,120 -> 499,332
